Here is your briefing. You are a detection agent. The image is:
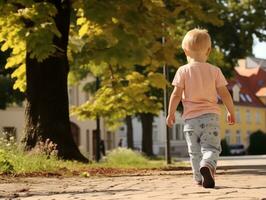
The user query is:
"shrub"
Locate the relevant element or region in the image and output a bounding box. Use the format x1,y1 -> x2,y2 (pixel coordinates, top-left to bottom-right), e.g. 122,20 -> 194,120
0,150 -> 14,174
103,148 -> 153,168
220,139 -> 231,156
248,130 -> 266,155
33,138 -> 58,158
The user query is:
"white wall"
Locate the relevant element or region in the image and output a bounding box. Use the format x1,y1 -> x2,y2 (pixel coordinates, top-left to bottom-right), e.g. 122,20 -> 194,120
0,106 -> 25,140
117,111 -> 188,157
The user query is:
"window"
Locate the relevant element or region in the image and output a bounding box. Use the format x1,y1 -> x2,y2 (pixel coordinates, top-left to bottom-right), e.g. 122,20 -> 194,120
1,127 -> 16,141
236,108 -> 240,123
246,110 -> 251,123
175,124 -> 184,141
236,130 -> 241,144
240,94 -> 247,102
256,112 -> 261,124
246,131 -> 251,146
258,79 -> 264,86
225,129 -> 230,145
169,128 -> 174,140
245,94 -> 252,102
70,122 -> 80,146
68,87 -> 74,105
86,129 -> 90,152
152,124 -> 158,141
85,92 -> 90,101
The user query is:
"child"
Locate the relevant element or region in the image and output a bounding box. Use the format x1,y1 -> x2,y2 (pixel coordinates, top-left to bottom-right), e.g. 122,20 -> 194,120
166,28 -> 235,188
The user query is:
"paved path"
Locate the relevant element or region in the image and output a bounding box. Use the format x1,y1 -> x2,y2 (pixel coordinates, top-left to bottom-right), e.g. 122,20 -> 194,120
1,168 -> 266,200
179,155 -> 266,169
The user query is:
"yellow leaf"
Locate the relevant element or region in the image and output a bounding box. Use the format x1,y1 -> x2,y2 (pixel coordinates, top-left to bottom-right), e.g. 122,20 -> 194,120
112,17 -> 119,24
1,41 -> 9,52
11,64 -> 26,79
77,17 -> 86,25
148,72 -> 167,89
79,23 -> 88,37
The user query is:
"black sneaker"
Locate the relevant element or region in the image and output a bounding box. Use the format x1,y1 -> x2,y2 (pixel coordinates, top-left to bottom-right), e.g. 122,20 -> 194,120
200,166 -> 215,188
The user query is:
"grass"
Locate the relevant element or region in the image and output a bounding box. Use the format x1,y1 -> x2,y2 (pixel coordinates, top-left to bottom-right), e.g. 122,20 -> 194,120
0,134 -> 188,176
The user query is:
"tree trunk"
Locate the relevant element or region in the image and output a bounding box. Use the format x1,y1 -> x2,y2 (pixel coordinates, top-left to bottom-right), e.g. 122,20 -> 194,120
140,113 -> 154,156
125,115 -> 134,149
22,0 -> 88,162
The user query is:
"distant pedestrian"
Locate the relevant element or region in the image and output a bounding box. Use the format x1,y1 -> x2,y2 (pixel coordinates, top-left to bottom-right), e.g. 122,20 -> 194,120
100,140 -> 106,156
166,28 -> 235,188
118,138 -> 123,147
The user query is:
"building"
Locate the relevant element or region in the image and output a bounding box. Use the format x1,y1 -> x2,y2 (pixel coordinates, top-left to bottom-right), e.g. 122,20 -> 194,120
0,77 -> 119,160
219,58 -> 266,147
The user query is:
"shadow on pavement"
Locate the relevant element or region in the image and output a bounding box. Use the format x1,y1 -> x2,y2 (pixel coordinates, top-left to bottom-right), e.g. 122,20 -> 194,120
217,169 -> 266,176
215,185 -> 266,190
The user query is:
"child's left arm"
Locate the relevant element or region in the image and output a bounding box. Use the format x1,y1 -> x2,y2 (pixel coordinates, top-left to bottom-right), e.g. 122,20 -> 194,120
166,86 -> 183,128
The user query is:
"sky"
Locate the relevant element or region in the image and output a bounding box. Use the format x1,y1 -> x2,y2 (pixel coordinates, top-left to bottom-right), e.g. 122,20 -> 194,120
253,37 -> 266,59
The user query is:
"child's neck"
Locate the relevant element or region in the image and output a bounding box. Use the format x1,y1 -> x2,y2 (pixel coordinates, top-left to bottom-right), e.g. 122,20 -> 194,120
187,57 -> 207,63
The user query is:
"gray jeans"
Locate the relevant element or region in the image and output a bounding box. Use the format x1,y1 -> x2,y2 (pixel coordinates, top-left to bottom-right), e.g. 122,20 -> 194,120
184,113 -> 221,182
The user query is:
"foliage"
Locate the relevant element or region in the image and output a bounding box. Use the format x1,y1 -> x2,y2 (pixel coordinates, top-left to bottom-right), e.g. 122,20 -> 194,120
70,1 -> 224,129
0,150 -> 14,174
96,147 -> 164,169
195,0 -> 266,67
0,1 -> 60,91
248,130 -> 266,155
0,131 -> 187,174
0,51 -> 24,109
1,0 -> 265,131
71,69 -> 164,129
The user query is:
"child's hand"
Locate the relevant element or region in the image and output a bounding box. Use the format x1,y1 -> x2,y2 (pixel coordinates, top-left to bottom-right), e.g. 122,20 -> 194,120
227,112 -> 235,125
166,114 -> 175,128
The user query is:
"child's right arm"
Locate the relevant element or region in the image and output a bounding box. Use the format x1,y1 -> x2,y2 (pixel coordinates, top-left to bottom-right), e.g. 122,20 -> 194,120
217,86 -> 235,125
166,86 -> 183,128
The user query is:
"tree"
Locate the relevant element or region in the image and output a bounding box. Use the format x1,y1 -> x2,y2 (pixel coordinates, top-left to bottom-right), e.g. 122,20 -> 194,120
176,0 -> 266,75
0,0 -> 88,161
248,130 -> 266,155
70,1 -> 223,157
125,115 -> 134,149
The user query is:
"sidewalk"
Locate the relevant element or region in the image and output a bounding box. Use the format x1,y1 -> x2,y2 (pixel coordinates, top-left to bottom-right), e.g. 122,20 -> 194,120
177,155 -> 266,169
1,167 -> 266,200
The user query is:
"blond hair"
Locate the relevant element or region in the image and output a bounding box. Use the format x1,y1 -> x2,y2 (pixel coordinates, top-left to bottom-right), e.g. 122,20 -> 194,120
182,28 -> 211,53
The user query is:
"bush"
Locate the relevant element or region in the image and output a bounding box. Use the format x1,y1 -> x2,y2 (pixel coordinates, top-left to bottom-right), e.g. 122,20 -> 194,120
0,133 -> 63,174
248,130 -> 266,155
105,148 -> 149,166
220,139 -> 231,156
102,148 -> 162,168
0,150 -> 14,174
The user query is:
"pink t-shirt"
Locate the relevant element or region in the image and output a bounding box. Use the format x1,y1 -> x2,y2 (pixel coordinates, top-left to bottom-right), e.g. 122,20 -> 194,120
172,62 -> 228,120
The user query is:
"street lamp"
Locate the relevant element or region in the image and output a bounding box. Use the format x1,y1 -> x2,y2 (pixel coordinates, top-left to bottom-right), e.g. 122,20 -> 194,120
162,36 -> 171,164
95,76 -> 101,162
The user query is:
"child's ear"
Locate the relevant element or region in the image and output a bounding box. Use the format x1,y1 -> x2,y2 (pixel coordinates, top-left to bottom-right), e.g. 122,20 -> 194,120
184,49 -> 189,56
207,47 -> 211,55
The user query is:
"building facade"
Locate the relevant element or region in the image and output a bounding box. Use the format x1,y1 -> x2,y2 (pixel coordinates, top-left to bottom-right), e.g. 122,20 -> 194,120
0,76 -> 119,160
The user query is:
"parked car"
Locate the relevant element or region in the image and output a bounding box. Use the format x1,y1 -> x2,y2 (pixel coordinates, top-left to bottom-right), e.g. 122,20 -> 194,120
229,144 -> 246,155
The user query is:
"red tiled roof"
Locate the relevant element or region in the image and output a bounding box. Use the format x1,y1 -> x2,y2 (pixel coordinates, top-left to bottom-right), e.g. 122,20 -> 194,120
235,66 -> 266,96
235,66 -> 260,77
225,69 -> 266,107
256,87 -> 266,97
